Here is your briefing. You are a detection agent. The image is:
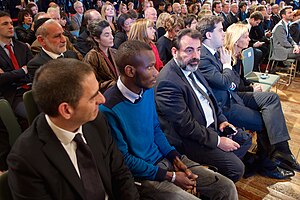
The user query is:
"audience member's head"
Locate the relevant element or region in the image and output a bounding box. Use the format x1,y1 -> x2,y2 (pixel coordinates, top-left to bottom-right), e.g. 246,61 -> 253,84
239,1 -> 247,12
145,7 -> 157,22
81,9 -> 102,31
224,23 -> 249,64
172,29 -> 201,72
183,14 -> 197,29
249,11 -> 263,26
26,3 -> 38,16
222,2 -> 230,14
36,19 -> 67,54
101,2 -> 116,20
280,5 -> 293,21
156,12 -> 170,29
0,11 -> 14,41
74,1 -> 84,15
292,9 -> 300,21
117,13 -> 133,33
164,14 -> 184,39
17,9 -> 32,26
212,1 -> 222,14
173,3 -> 181,15
196,15 -> 224,48
230,3 -> 238,14
32,58 -> 104,118
129,19 -> 155,43
119,3 -> 128,15
47,6 -> 60,21
87,19 -> 113,49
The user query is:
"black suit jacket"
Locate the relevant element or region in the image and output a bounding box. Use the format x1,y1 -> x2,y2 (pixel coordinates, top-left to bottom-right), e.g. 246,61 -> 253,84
199,45 -> 243,108
155,59 -> 227,150
7,113 -> 139,200
0,39 -> 33,104
289,20 -> 300,44
227,12 -> 239,25
27,49 -> 78,81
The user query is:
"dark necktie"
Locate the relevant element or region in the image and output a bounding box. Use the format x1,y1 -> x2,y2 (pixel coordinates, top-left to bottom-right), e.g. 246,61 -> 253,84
73,133 -> 105,200
5,44 -> 29,90
214,52 -> 223,67
188,73 -> 218,130
57,55 -> 64,59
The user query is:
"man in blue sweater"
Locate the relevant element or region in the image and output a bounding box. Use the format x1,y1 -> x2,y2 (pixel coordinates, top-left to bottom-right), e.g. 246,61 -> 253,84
100,40 -> 238,200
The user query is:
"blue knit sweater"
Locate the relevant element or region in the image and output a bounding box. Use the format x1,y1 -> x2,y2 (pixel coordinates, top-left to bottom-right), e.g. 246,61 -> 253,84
100,86 -> 178,181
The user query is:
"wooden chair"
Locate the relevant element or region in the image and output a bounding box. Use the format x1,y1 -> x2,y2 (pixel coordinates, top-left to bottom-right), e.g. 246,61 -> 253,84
23,90 -> 40,125
0,99 -> 22,146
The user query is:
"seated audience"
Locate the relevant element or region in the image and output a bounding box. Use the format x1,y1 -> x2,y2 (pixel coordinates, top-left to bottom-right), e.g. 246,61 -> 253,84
129,19 -> 163,71
101,3 -> 117,35
289,9 -> 300,44
27,19 -> 78,80
7,58 -> 140,200
71,1 -> 84,32
157,15 -> 184,65
183,14 -> 198,29
100,40 -> 238,200
198,16 -> 299,179
15,9 -> 36,45
272,6 -> 300,62
113,13 -> 133,49
84,20 -> 118,93
0,11 -> 33,171
156,12 -> 170,39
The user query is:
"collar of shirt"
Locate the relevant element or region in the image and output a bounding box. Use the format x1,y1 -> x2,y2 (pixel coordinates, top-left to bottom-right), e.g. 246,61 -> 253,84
42,47 -> 64,59
202,43 -> 216,55
117,77 -> 143,103
0,40 -> 13,49
45,114 -> 84,145
22,23 -> 30,30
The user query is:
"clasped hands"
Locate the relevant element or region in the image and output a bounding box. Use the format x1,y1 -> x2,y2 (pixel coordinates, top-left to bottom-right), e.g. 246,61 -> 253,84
170,156 -> 198,195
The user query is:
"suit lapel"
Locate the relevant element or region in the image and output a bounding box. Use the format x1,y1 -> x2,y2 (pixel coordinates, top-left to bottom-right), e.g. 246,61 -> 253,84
202,45 -> 223,71
0,45 -> 13,70
37,115 -> 85,199
170,59 -> 206,118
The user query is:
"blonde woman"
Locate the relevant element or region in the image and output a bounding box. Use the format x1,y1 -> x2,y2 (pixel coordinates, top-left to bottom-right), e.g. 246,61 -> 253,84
224,23 -> 262,92
101,3 -> 117,34
128,19 -> 163,70
156,12 -> 170,39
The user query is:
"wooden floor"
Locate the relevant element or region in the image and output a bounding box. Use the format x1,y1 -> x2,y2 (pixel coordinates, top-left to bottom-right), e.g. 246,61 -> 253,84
236,76 -> 300,200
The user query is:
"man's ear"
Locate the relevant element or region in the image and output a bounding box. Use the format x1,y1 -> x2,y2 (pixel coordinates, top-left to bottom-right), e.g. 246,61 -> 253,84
37,35 -> 45,46
57,102 -> 73,120
205,31 -> 212,40
124,65 -> 136,78
171,47 -> 178,59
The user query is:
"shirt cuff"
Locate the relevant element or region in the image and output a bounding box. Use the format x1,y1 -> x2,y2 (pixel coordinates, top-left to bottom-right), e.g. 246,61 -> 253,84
217,135 -> 220,147
223,63 -> 232,70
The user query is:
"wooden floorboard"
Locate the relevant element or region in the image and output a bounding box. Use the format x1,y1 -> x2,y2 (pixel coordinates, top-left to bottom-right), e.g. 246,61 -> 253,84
236,76 -> 300,200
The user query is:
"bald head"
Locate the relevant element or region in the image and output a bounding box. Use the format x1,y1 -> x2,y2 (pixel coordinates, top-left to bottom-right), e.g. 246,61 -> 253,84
145,7 -> 157,22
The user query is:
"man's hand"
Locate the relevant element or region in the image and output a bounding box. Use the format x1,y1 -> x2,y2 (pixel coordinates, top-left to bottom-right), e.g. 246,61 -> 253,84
219,47 -> 231,65
252,83 -> 262,92
173,157 -> 198,179
219,121 -> 236,132
0,68 -> 4,74
22,66 -> 28,74
218,137 -> 240,152
174,171 -> 197,190
253,41 -> 264,48
293,45 -> 300,54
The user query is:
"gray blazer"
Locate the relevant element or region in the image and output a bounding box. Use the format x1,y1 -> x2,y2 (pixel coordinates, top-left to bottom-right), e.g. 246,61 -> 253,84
71,13 -> 83,31
272,20 -> 296,60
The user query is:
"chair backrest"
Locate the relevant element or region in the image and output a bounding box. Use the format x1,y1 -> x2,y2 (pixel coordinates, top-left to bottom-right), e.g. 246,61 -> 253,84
23,90 -> 40,125
0,99 -> 22,146
0,171 -> 13,200
242,47 -> 254,76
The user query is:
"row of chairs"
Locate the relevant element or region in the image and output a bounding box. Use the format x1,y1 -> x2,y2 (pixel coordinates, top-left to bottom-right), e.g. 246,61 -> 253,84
0,91 -> 39,200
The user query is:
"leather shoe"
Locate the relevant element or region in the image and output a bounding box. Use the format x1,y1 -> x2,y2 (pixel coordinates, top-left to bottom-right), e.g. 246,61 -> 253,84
259,166 -> 295,179
271,151 -> 300,172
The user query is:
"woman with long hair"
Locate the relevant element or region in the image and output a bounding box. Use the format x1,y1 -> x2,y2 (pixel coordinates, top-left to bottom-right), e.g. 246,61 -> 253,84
15,9 -> 36,45
101,3 -> 117,35
128,19 -> 163,71
113,13 -> 133,49
83,20 -> 118,93
224,23 -> 262,92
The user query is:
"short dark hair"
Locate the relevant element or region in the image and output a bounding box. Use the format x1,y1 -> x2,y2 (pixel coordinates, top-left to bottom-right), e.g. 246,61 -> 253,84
173,29 -> 201,50
239,1 -> 247,9
212,1 -> 222,9
32,58 -> 94,117
117,13 -> 132,32
280,6 -> 293,17
249,11 -> 263,21
116,40 -> 152,75
183,14 -> 197,28
196,15 -> 223,41
17,9 -> 32,26
255,5 -> 266,12
0,11 -> 10,18
87,19 -> 110,49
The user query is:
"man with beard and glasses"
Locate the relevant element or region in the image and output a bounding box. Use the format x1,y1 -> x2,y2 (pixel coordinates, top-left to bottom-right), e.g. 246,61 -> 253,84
100,40 -> 238,200
154,29 -> 252,183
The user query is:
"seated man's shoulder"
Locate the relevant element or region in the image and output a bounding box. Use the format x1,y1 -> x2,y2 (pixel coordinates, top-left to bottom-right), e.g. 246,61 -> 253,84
102,85 -> 125,109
